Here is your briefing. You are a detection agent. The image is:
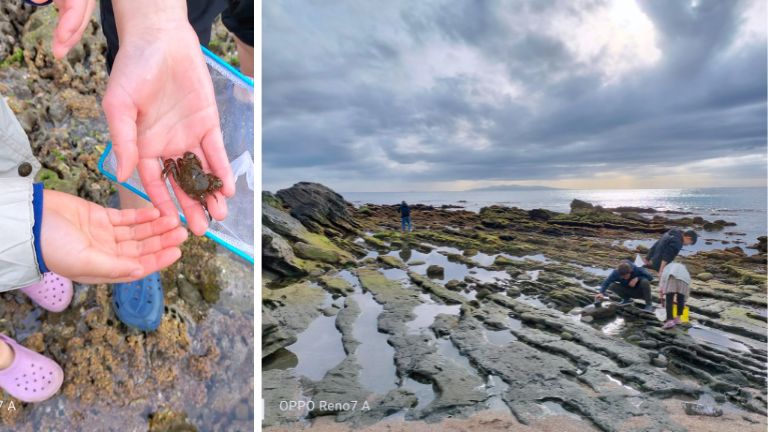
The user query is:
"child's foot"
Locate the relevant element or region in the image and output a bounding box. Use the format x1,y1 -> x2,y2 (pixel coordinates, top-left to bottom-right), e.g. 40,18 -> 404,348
641,304 -> 655,313
112,272 -> 164,331
0,334 -> 63,403
673,317 -> 682,325
662,320 -> 677,330
19,272 -> 73,313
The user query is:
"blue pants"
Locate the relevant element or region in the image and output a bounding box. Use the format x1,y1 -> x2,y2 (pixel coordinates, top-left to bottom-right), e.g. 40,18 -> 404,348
401,216 -> 412,232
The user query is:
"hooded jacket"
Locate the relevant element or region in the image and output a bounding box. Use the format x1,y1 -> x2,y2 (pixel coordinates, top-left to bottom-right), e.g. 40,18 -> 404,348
0,97 -> 44,292
645,229 -> 684,271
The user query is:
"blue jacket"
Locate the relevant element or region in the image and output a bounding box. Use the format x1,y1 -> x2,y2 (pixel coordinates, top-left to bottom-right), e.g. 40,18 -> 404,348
599,262 -> 653,294
400,204 -> 410,218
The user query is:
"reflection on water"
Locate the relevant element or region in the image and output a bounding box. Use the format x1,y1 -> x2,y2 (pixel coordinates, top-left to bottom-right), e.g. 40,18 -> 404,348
285,314 -> 346,380
688,325 -> 751,353
379,268 -> 409,282
601,317 -> 625,336
485,375 -> 511,412
401,377 -> 435,411
538,400 -> 583,419
435,337 -> 475,371
351,291 -> 398,395
406,302 -> 461,334
263,348 -> 299,371
472,252 -> 498,267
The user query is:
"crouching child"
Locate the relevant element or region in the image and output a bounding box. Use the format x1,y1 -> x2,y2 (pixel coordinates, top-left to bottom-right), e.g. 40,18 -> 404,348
595,260 -> 655,312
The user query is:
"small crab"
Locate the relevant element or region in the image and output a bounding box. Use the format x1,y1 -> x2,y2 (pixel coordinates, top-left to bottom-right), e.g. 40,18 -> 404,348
162,151 -> 223,221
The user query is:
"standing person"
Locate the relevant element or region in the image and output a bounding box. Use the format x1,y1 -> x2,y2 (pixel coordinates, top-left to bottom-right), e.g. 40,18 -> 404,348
594,260 -> 655,312
399,201 -> 412,232
660,262 -> 691,330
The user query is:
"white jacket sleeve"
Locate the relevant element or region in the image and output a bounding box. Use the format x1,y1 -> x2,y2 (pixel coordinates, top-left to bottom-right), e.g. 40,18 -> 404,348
0,177 -> 41,292
0,97 -> 40,179
0,96 -> 43,291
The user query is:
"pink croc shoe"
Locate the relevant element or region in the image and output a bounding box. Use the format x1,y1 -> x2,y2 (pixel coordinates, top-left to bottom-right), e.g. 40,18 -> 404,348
662,320 -> 677,330
20,272 -> 73,313
0,334 -> 63,403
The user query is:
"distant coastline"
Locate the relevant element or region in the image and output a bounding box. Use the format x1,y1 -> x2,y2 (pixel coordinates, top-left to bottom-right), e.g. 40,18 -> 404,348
466,185 -> 560,192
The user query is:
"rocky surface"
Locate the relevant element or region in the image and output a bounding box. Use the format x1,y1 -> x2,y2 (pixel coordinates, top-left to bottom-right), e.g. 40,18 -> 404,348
0,7 -> 252,431
263,183 -> 767,431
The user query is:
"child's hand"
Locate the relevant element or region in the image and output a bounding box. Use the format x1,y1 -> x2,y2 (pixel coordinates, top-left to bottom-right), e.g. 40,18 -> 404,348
40,190 -> 188,284
28,0 -> 97,59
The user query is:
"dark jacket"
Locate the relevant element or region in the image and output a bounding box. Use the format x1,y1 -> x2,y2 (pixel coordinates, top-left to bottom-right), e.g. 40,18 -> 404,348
400,204 -> 410,218
646,229 -> 683,271
599,262 -> 653,294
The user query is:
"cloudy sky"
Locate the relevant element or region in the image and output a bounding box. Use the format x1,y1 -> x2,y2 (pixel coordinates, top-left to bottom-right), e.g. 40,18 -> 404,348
263,0 -> 767,192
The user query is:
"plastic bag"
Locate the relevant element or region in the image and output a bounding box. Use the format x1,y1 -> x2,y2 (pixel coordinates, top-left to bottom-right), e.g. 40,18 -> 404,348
99,46 -> 254,264
634,254 -> 645,267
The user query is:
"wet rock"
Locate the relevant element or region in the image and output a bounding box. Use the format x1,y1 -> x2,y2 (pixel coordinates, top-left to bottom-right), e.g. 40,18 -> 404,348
23,332 -> 44,352
528,208 -> 556,221
263,201 -> 311,240
263,226 -> 306,277
319,275 -> 354,295
445,279 -> 462,291
148,408 -> 198,432
409,272 -> 465,305
408,259 -> 426,266
364,235 -> 388,250
426,265 -> 445,279
652,354 -> 668,367
580,302 -> 618,320
560,331 -> 573,341
570,199 -> 596,213
493,255 -> 516,267
263,281 -> 326,334
276,182 -> 360,235
178,278 -> 205,309
378,255 -> 406,269
703,222 -> 724,231
321,305 -> 341,316
696,272 -> 714,281
682,402 -> 723,417
294,241 -> 341,264
262,370 -> 306,426
638,340 -> 658,349
750,235 -> 767,253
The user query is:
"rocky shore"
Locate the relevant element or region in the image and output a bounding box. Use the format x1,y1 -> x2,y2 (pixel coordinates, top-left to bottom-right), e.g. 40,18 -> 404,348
263,182 -> 767,432
1,6 -> 252,431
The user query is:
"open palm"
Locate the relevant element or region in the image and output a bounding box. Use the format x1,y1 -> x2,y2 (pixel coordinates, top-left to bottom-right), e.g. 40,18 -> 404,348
102,25 -> 235,236
41,190 -> 188,284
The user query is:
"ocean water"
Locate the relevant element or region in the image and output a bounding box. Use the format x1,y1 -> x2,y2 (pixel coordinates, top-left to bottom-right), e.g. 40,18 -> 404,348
343,188 -> 767,254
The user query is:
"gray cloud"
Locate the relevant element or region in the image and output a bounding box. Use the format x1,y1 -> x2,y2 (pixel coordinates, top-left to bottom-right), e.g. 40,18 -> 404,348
263,0 -> 767,191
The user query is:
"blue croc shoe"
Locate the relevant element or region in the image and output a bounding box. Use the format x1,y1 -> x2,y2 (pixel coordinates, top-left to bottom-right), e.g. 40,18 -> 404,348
112,272 -> 164,331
